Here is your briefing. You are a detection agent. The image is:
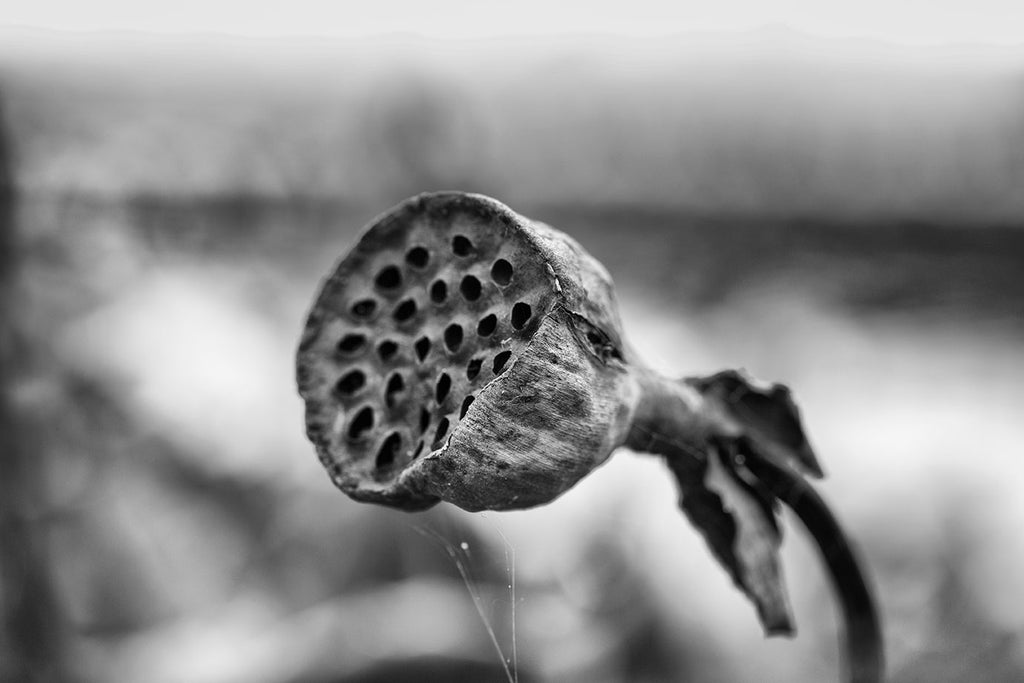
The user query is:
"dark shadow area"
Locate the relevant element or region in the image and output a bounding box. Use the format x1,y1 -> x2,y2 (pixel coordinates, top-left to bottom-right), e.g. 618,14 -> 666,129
0,89 -> 69,683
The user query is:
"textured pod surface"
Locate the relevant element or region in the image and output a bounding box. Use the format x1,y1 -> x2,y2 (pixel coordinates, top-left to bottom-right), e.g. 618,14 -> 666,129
297,192 -> 636,510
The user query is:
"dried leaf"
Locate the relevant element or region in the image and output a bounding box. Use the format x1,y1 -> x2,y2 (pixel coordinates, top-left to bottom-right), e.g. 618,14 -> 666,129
671,369 -> 884,681
668,370 -> 829,635
687,369 -> 824,478
672,448 -> 794,635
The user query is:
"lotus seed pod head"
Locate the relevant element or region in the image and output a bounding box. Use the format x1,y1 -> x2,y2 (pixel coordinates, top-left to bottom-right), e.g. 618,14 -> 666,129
296,192 -> 640,511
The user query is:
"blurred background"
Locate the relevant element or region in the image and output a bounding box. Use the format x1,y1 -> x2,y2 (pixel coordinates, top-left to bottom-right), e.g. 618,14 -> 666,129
2,3 -> 1024,681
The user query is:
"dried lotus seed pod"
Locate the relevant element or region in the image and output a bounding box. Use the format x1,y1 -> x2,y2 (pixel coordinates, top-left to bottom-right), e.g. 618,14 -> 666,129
297,191 -> 635,512
296,191 -> 883,683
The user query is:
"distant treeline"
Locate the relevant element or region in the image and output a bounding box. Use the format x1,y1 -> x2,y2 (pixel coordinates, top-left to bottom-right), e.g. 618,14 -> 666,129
3,32 -> 1024,222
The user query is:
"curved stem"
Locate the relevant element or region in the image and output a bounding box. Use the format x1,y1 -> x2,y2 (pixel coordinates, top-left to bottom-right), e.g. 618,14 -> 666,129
742,453 -> 884,683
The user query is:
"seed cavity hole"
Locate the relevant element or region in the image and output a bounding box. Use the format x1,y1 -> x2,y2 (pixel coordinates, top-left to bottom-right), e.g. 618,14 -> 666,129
477,314 -> 497,337
338,333 -> 366,355
430,280 -> 448,304
347,406 -> 374,440
460,395 -> 475,419
491,259 -> 513,286
385,373 -> 405,408
412,440 -> 424,459
376,432 -> 401,469
493,350 -> 512,375
351,299 -> 377,319
419,407 -> 431,434
452,235 -> 474,256
375,265 -> 402,290
415,336 -> 431,362
336,369 -> 366,396
405,246 -> 429,268
460,275 -> 482,301
444,324 -> 463,352
466,358 -> 482,380
377,340 -> 399,362
394,298 -> 417,322
511,302 -> 532,330
434,417 -> 450,445
436,372 -> 452,404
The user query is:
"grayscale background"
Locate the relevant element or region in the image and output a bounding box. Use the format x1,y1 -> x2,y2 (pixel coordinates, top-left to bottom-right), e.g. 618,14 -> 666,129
2,5 -> 1023,682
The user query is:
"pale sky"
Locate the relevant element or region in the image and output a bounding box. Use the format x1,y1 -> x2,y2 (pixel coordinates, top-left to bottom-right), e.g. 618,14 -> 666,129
4,0 -> 1024,46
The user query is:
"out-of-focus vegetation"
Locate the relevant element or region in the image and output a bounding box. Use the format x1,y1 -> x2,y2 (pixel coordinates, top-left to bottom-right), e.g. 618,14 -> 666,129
2,29 -> 1024,683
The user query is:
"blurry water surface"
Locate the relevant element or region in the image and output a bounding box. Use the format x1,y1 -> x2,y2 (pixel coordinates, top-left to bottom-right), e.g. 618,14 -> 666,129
2,28 -> 1024,683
